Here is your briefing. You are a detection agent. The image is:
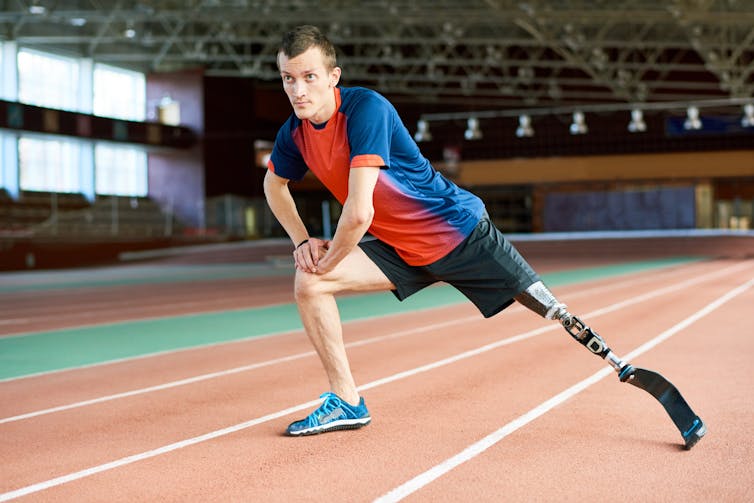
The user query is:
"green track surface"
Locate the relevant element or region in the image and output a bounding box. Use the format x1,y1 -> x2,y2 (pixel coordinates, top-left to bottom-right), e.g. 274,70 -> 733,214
0,258 -> 698,380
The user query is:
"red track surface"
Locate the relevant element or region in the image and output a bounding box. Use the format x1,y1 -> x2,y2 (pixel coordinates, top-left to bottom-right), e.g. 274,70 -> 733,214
1,254 -> 753,502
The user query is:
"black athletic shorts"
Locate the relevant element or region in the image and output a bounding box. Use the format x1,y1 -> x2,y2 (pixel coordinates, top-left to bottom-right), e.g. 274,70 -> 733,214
358,216 -> 540,318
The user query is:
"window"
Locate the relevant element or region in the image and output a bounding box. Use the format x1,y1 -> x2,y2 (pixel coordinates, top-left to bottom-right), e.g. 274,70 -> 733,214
93,64 -> 146,121
0,41 -> 4,98
95,144 -> 148,196
17,48 -> 80,111
19,136 -> 81,193
0,131 -> 9,191
15,49 -> 149,198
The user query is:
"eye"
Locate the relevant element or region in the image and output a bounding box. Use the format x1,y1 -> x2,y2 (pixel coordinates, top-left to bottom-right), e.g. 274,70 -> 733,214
305,73 -> 316,81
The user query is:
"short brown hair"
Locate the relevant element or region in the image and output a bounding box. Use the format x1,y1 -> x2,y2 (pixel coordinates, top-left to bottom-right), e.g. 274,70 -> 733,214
278,25 -> 337,70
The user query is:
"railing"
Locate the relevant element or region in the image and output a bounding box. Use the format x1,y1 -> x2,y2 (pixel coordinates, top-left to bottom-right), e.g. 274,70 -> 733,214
0,191 -> 183,239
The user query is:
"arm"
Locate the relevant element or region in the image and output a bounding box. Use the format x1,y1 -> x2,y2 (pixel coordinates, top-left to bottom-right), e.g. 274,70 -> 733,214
263,168 -> 310,249
312,166 -> 380,275
264,169 -> 327,273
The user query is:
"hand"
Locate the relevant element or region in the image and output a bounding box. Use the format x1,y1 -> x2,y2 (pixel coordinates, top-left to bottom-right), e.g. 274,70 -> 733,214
293,237 -> 330,273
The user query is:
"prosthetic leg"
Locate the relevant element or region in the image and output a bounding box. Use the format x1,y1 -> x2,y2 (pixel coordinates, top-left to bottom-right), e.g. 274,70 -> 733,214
515,281 -> 707,449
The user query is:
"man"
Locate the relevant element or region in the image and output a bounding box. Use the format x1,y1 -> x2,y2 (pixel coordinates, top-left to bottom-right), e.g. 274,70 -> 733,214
264,25 -> 606,436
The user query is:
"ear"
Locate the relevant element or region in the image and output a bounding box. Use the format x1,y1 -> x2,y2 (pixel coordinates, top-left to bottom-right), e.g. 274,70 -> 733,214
330,66 -> 342,87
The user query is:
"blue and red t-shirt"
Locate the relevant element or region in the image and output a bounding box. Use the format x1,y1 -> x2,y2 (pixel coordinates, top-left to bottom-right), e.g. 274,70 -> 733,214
267,86 -> 485,266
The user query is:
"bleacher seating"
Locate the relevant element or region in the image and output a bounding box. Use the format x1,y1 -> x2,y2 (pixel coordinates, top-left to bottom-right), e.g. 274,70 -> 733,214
0,190 -> 185,240
30,195 -> 182,239
0,191 -> 91,232
1,190 -> 228,270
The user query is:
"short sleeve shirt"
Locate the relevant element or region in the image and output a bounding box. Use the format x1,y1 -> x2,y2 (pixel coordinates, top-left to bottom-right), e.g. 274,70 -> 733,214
268,86 -> 485,266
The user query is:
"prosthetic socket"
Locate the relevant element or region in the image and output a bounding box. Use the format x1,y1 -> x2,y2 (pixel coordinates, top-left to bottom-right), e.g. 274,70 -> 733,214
515,281 -> 627,371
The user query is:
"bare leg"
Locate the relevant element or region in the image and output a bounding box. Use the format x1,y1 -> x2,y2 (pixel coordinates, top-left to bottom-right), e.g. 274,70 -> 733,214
294,246 -> 394,405
295,286 -> 358,403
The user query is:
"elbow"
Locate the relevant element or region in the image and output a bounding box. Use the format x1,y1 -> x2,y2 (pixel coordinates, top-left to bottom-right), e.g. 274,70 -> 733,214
356,206 -> 375,227
344,204 -> 374,229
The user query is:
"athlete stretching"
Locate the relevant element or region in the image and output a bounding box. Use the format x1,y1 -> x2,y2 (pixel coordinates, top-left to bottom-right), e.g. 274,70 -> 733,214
263,25 -> 705,445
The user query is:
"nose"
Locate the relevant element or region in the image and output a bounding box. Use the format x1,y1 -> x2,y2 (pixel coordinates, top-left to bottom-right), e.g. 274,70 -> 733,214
291,81 -> 305,98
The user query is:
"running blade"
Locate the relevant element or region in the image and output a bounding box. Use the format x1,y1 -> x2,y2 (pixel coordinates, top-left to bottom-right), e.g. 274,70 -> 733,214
622,366 -> 706,449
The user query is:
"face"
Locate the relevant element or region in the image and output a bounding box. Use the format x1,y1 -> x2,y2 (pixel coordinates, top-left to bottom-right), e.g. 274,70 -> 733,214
278,46 -> 341,124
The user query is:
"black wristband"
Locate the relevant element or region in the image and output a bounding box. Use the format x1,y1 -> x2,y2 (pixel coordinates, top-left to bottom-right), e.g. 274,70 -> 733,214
295,239 -> 309,250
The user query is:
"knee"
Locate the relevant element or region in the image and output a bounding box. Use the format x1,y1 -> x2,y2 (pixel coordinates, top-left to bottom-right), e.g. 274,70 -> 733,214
294,270 -> 328,302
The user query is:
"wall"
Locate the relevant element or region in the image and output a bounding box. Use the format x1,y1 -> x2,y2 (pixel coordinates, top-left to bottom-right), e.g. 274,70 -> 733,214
542,186 -> 696,231
456,150 -> 754,186
146,68 -> 206,227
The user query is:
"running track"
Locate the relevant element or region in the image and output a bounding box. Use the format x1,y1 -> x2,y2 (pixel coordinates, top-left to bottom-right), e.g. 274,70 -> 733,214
1,238 -> 753,502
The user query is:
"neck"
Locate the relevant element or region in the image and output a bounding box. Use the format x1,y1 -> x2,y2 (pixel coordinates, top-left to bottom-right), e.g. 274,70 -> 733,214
310,88 -> 337,125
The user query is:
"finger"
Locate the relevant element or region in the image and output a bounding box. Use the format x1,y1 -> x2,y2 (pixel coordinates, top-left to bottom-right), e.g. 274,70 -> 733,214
307,241 -> 320,266
300,243 -> 317,271
293,246 -> 312,272
294,254 -> 307,272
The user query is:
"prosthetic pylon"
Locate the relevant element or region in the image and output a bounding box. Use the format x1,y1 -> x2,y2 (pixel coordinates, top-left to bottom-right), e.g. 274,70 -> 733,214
515,281 -> 706,449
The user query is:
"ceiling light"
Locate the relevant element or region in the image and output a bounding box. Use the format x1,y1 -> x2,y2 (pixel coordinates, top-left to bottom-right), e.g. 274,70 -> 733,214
627,109 -> 646,133
569,111 -> 588,135
123,21 -> 137,39
464,117 -> 483,140
516,114 -> 534,137
683,106 -> 702,130
414,120 -> 432,142
741,103 -> 754,128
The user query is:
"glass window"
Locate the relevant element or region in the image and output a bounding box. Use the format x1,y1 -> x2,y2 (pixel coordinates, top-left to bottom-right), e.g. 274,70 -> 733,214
93,64 -> 146,121
95,144 -> 148,196
19,136 -> 81,193
1,130 -> 19,198
17,48 -> 80,111
0,130 -> 6,190
0,41 -> 3,95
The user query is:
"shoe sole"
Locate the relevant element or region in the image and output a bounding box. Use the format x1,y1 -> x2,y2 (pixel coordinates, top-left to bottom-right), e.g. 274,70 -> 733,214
287,417 -> 371,436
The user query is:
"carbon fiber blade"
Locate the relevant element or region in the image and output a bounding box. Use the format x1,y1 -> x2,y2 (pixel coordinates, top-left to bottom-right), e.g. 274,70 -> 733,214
625,367 -> 706,449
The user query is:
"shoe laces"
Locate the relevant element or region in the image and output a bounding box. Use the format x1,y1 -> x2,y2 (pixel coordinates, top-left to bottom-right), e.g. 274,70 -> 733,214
302,392 -> 343,427
317,392 -> 343,413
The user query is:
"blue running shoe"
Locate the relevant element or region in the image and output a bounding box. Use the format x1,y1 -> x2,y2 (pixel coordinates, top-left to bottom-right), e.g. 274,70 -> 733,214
286,392 -> 371,436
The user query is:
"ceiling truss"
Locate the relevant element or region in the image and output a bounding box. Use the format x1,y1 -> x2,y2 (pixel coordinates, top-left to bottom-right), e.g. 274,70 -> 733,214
1,0 -> 753,108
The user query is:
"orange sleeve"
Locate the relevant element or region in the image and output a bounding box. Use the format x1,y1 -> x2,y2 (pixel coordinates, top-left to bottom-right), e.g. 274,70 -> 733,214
351,154 -> 386,168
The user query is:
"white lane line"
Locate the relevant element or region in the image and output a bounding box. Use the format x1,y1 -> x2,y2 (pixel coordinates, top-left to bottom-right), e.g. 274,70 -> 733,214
373,276 -> 754,503
0,296 -> 287,339
0,396 -> 318,503
0,319 -> 30,326
1,260 -> 748,423
0,260 -> 735,423
0,317 -> 476,424
0,258 -> 707,382
1,269 -> 750,501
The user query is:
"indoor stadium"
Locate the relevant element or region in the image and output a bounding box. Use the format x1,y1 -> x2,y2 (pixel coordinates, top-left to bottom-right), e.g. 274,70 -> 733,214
1,2 -> 753,501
